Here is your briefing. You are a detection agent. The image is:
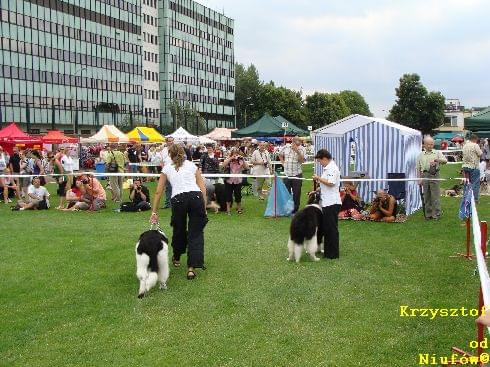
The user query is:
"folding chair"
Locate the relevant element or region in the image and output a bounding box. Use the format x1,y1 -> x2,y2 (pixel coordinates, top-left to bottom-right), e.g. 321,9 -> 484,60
387,173 -> 406,214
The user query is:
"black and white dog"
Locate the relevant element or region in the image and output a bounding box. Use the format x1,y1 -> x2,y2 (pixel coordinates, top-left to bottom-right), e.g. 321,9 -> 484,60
135,229 -> 169,298
287,191 -> 324,262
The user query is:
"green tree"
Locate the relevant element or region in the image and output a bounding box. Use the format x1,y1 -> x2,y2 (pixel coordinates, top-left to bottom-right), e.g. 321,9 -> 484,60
339,90 -> 372,116
235,63 -> 262,128
304,92 -> 350,130
254,82 -> 307,128
169,99 -> 206,135
388,73 -> 445,135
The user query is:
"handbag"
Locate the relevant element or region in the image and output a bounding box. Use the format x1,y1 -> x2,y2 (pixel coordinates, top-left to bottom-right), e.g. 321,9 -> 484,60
107,152 -> 118,173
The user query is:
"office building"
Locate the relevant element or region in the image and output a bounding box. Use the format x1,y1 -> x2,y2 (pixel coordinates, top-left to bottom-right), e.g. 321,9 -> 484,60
0,0 -> 235,134
0,0 -> 144,134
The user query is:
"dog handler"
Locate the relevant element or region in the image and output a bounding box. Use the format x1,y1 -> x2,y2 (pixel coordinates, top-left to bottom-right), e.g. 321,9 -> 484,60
150,144 -> 208,280
312,149 -> 341,259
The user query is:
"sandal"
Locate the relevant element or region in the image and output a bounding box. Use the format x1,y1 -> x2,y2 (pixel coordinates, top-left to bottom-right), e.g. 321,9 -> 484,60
172,257 -> 181,267
187,269 -> 196,280
237,209 -> 243,214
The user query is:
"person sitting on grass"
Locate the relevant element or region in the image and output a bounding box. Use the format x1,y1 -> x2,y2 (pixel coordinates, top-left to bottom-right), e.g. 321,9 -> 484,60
120,178 -> 151,212
1,168 -> 18,203
11,176 -> 49,211
369,189 -> 397,222
338,181 -> 363,220
62,175 -> 106,211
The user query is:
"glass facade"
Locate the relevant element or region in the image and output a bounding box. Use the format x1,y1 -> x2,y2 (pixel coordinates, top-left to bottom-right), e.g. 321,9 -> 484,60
159,0 -> 235,130
0,0 -> 143,134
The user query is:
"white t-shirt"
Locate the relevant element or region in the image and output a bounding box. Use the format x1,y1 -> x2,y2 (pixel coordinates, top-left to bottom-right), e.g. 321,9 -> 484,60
61,154 -> 74,173
159,147 -> 172,166
320,161 -> 341,207
162,160 -> 201,198
28,185 -> 50,206
250,149 -> 271,175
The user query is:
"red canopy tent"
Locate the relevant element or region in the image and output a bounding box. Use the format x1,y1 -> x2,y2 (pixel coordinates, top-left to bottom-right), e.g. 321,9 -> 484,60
42,130 -> 78,144
0,123 -> 42,154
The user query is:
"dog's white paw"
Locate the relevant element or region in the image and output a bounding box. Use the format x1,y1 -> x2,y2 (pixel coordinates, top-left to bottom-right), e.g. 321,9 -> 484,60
313,257 -> 320,262
159,283 -> 167,290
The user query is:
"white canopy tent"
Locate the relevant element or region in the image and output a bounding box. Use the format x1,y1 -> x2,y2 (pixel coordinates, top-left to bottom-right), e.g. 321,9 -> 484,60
168,127 -> 199,145
198,135 -> 216,145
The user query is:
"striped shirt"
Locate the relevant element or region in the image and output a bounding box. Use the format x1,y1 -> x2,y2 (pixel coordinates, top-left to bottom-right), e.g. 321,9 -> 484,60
280,145 -> 306,176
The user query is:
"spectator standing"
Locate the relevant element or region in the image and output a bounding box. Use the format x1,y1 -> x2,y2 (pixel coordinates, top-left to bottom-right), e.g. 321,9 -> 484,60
462,134 -> 483,203
126,144 -> 141,174
250,142 -> 271,200
312,149 -> 341,259
221,148 -> 248,215
105,144 -> 126,202
417,136 -> 447,219
279,137 -> 306,213
8,146 -> 21,199
159,137 -> 175,208
0,145 -> 10,203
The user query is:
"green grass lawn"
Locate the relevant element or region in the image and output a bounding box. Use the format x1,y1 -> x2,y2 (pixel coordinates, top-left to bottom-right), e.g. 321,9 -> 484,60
1,164 -> 489,366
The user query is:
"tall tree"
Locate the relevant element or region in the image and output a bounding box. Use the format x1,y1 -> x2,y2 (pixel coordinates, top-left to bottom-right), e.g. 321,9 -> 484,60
339,90 -> 372,116
388,73 -> 445,135
254,82 -> 307,128
304,92 -> 350,130
235,63 -> 262,128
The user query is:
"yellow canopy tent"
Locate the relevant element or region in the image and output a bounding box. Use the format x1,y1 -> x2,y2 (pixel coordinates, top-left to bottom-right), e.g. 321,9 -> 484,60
126,127 -> 165,143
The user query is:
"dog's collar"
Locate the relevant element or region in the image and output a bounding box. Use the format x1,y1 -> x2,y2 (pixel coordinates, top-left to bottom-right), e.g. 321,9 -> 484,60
306,203 -> 322,211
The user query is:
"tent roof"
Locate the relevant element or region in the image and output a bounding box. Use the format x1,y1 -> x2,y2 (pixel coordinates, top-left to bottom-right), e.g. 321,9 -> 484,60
168,127 -> 199,144
232,113 -> 308,138
273,115 -> 309,136
127,127 -> 165,143
465,108 -> 490,131
198,135 -> 216,144
204,127 -> 237,140
0,123 -> 42,143
433,132 -> 463,140
313,114 -> 421,137
80,125 -> 129,143
42,130 -> 78,144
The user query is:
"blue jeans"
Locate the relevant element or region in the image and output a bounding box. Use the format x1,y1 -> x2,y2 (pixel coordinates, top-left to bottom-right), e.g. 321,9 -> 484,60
463,167 -> 480,202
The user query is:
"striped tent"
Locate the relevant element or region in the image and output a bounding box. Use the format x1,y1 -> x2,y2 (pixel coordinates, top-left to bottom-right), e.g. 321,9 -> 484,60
313,115 -> 423,215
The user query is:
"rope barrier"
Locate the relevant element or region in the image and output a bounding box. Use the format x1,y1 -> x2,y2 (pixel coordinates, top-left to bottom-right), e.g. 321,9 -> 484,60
0,171 -> 463,182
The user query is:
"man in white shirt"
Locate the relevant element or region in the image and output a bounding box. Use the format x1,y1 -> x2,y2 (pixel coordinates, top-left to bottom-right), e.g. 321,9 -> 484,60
250,142 -> 271,200
462,134 -> 483,203
12,176 -> 50,210
313,149 -> 341,259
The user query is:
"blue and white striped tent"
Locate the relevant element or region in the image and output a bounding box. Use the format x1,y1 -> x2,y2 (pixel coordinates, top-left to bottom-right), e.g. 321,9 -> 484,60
313,115 -> 423,215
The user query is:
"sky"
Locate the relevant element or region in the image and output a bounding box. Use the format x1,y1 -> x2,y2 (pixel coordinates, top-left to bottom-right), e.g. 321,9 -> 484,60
199,0 -> 490,117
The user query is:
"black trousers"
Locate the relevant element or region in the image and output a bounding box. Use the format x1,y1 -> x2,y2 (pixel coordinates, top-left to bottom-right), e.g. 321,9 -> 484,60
225,182 -> 242,204
170,191 -> 208,268
322,204 -> 341,259
284,174 -> 303,212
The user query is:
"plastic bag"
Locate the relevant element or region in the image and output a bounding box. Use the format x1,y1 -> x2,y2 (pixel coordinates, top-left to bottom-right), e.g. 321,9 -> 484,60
264,175 -> 294,217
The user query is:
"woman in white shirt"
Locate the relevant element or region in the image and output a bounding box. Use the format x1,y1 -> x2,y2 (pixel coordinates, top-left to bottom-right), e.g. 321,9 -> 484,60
312,149 -> 341,259
250,142 -> 271,200
151,144 -> 208,280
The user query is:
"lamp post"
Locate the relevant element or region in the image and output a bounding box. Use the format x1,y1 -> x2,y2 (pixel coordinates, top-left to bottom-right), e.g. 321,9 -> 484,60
244,102 -> 254,127
71,66 -> 87,134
